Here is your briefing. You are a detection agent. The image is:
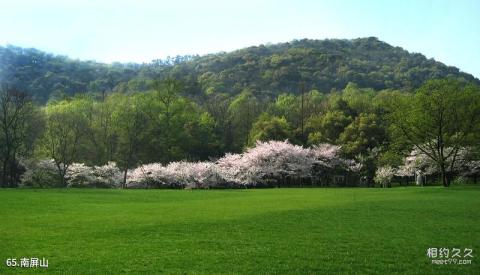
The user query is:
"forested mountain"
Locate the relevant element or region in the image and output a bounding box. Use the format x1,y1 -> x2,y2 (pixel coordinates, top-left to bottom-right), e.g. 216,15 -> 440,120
170,37 -> 479,97
1,37 -> 478,102
0,46 -> 141,102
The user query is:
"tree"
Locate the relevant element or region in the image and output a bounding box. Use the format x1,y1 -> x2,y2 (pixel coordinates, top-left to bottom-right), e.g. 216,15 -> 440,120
83,96 -> 118,165
310,143 -> 362,182
342,82 -> 375,115
374,166 -> 395,188
304,89 -> 325,118
0,87 -> 42,187
111,93 -> 150,187
204,93 -> 233,152
396,146 -> 474,180
216,140 -> 313,187
339,113 -> 386,156
389,79 -> 480,186
152,78 -> 182,129
182,111 -> 222,161
40,98 -> 90,186
306,110 -> 351,144
228,89 -> 262,151
248,113 -> 292,146
127,161 -> 222,189
271,93 -> 299,126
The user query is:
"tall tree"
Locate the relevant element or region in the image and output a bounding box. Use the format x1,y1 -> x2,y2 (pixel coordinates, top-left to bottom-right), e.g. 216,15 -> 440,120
205,93 -> 232,152
305,110 -> 351,145
389,79 -> 480,186
0,87 -> 41,187
228,89 -> 262,151
248,113 -> 292,146
40,98 -> 90,186
339,113 -> 386,156
111,93 -> 150,187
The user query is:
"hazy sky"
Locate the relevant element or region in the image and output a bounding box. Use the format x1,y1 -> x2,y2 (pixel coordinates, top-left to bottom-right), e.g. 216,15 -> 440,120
1,0 -> 479,78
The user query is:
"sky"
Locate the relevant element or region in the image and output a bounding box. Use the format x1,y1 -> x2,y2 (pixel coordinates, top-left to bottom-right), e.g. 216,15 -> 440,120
0,0 -> 479,78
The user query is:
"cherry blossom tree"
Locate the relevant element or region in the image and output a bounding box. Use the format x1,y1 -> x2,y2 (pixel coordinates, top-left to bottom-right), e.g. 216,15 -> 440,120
127,161 -> 222,188
93,162 -> 123,187
126,163 -> 167,188
66,163 -> 95,187
217,140 -> 313,186
374,166 -> 396,188
397,147 -> 472,177
21,159 -> 60,187
214,153 -> 246,185
309,143 -> 362,186
66,161 -> 122,188
310,143 -> 361,172
388,79 -> 480,186
462,161 -> 480,183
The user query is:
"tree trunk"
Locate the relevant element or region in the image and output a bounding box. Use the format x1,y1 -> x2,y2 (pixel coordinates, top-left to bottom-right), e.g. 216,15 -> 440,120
9,159 -> 15,187
55,163 -> 66,187
446,171 -> 453,187
440,162 -> 449,187
1,159 -> 7,187
61,166 -> 68,187
60,171 -> 66,187
123,168 -> 128,189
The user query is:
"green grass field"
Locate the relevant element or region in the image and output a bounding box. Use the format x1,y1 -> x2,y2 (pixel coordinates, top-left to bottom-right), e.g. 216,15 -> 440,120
0,187 -> 479,274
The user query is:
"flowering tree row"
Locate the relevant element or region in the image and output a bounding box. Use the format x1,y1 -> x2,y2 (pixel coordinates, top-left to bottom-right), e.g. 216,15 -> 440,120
21,140 -> 360,188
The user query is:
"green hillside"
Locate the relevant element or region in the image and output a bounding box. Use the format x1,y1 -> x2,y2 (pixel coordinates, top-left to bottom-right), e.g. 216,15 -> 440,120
1,37 -> 478,102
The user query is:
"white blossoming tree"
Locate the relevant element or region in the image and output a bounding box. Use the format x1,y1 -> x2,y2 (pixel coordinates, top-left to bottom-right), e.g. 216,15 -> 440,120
66,162 -> 122,188
127,161 -> 222,189
217,140 -> 314,187
396,146 -> 475,185
21,159 -> 60,187
310,143 -> 362,186
66,163 -> 95,187
94,162 -> 123,187
374,166 -> 396,188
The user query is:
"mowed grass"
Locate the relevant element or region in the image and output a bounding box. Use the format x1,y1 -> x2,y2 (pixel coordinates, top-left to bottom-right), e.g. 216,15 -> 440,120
0,187 -> 479,274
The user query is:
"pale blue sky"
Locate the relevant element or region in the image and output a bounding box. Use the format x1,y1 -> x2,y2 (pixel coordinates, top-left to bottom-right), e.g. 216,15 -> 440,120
0,0 -> 479,78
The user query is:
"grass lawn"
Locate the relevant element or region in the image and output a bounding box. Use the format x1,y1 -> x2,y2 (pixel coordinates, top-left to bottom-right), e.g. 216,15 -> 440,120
0,186 -> 479,274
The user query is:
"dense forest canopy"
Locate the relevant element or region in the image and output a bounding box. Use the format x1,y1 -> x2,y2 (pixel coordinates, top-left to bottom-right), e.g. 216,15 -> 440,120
1,37 -> 478,103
